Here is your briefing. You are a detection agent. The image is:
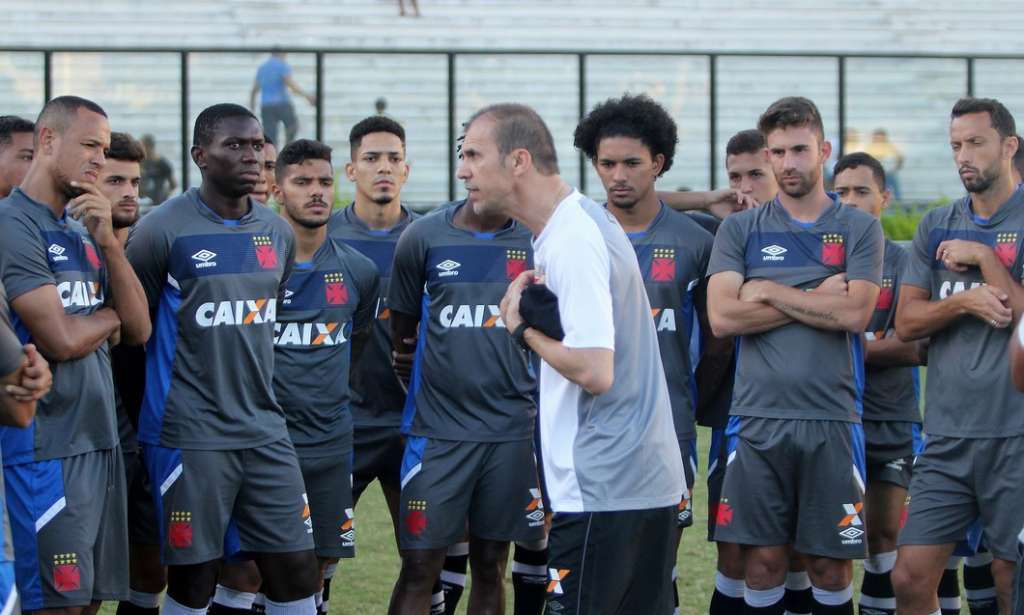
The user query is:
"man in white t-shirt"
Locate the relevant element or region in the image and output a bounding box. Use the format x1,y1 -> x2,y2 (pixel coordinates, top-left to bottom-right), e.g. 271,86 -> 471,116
456,102 -> 684,614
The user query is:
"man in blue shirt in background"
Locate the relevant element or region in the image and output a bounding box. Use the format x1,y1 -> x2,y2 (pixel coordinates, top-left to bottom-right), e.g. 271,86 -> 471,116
250,49 -> 317,147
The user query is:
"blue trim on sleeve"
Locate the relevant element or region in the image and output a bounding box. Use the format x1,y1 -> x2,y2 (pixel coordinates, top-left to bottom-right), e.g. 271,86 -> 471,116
399,296 -> 431,436
139,285 -> 182,444
849,333 -> 866,417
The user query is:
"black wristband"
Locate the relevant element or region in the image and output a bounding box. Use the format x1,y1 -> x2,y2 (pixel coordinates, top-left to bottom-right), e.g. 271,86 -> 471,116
511,322 -> 531,350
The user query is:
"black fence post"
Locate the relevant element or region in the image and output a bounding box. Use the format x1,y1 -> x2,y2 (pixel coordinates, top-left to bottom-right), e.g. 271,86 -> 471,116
578,53 -> 587,194
709,54 -> 717,190
447,52 -> 456,202
966,57 -> 975,97
315,51 -> 324,142
838,56 -> 846,157
180,51 -> 190,190
43,50 -> 52,103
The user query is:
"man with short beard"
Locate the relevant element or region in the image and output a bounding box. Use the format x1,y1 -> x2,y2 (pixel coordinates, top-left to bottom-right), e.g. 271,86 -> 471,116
893,97 -> 1024,615
707,96 -> 883,615
0,115 -> 34,198
96,132 -> 170,615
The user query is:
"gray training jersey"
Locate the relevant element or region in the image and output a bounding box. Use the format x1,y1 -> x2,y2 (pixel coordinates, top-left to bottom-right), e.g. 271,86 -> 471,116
0,189 -> 117,464
273,238 -> 379,457
328,205 -> 418,429
388,202 -> 537,442
863,240 -> 921,423
707,196 -> 884,423
903,187 -> 1024,438
126,188 -> 295,450
626,204 -> 714,441
534,190 -> 683,513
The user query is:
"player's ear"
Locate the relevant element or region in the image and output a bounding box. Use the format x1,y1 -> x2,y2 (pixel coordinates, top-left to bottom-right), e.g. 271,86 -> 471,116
38,125 -> 57,156
511,148 -> 531,176
821,139 -> 833,160
344,161 -> 356,182
652,153 -> 666,177
190,144 -> 205,170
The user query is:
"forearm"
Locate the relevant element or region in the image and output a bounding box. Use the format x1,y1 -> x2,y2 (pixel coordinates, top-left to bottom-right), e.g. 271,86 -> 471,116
762,285 -> 871,332
865,336 -> 923,367
895,296 -> 964,341
658,191 -> 710,212
38,308 -> 119,362
978,252 -> 1024,319
523,328 -> 612,395
103,245 -> 152,345
709,298 -> 792,337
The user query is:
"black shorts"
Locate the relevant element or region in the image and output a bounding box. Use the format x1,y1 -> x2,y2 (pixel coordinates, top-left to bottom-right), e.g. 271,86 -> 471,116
124,449 -> 160,546
352,426 -> 403,502
545,506 -> 676,615
864,419 -> 921,489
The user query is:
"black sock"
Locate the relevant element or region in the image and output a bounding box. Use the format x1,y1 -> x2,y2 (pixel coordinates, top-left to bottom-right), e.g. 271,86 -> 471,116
810,601 -> 853,615
440,542 -> 468,615
512,542 -> 548,615
860,551 -> 897,615
209,604 -> 253,615
710,573 -> 745,615
938,559 -> 962,615
431,578 -> 447,615
964,552 -> 998,615
116,602 -> 160,615
784,571 -> 813,615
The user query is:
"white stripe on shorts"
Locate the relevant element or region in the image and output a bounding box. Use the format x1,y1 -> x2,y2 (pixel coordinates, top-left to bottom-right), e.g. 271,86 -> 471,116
0,586 -> 16,615
35,497 -> 66,532
160,463 -> 183,496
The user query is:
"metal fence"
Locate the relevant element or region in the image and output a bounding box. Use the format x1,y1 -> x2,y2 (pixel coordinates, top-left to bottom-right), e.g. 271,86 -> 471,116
3,47 -> 1024,205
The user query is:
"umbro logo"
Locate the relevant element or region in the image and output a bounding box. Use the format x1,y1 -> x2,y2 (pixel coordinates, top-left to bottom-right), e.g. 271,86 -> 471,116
436,259 -> 461,278
48,244 -> 68,262
839,526 -> 864,540
761,244 -> 787,261
283,289 -> 295,305
192,249 -> 217,269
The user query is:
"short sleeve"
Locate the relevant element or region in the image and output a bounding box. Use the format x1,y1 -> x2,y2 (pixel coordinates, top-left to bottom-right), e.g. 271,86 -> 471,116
545,223 -> 615,350
0,213 -> 55,301
706,214 -> 748,278
387,221 -> 428,317
125,214 -> 171,309
902,211 -> 935,291
845,215 -> 884,285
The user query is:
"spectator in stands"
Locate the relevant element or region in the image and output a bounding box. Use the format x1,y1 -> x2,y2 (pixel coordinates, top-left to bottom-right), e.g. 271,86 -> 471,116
250,49 -> 317,147
865,128 -> 905,200
398,0 -> 420,17
140,134 -> 177,207
0,115 -> 34,198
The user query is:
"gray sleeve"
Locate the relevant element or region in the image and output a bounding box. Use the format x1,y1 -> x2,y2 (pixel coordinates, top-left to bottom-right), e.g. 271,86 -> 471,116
902,211 -> 934,291
125,216 -> 171,310
846,215 -> 884,285
0,215 -> 55,301
387,222 -> 427,317
706,215 -> 747,277
278,225 -> 296,304
0,291 -> 24,378
353,258 -> 381,331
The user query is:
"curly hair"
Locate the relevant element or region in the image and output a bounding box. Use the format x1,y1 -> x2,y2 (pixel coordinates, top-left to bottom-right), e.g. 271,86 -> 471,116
107,132 -> 146,163
573,94 -> 678,176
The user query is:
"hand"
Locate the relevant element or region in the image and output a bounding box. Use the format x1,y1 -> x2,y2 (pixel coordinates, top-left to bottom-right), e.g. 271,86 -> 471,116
500,269 -> 535,333
391,337 -> 417,391
960,285 -> 1012,328
936,239 -> 990,273
305,93 -> 317,106
108,328 -> 122,348
6,344 -> 52,402
812,273 -> 848,296
704,189 -> 758,219
738,279 -> 775,303
67,181 -> 117,249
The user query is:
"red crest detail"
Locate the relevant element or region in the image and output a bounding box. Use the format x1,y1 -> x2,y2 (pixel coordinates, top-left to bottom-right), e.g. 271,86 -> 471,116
255,244 -> 278,269
83,242 -> 102,270
876,286 -> 894,310
406,510 -> 427,536
506,258 -> 527,281
169,520 -> 193,548
326,282 -> 349,305
822,243 -> 845,266
715,502 -> 733,527
650,257 -> 675,282
54,564 -> 82,592
995,241 -> 1017,268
